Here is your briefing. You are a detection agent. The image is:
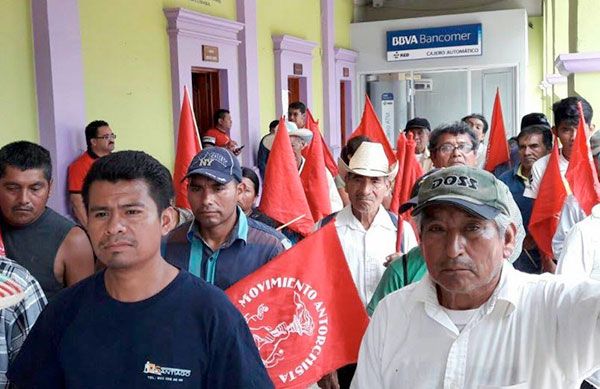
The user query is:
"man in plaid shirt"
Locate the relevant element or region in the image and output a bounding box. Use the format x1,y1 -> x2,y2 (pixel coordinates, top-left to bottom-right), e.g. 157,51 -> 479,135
0,256 -> 46,387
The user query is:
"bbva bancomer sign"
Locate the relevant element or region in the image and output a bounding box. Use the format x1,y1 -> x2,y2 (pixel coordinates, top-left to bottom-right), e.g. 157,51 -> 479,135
386,23 -> 482,61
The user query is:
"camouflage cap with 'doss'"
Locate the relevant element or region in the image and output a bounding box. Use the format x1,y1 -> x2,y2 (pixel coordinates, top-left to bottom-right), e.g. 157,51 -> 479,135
411,166 -> 512,220
185,147 -> 242,184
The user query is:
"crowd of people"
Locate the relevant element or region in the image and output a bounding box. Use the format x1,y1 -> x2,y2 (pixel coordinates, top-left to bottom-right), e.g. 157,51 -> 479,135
0,94 -> 599,388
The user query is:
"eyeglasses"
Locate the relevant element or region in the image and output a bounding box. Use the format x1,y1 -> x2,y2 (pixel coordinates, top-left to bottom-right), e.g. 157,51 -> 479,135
95,134 -> 116,140
436,143 -> 474,155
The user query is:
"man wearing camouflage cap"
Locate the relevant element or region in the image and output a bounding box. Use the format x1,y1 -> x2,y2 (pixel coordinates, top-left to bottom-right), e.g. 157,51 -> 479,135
352,166 -> 600,389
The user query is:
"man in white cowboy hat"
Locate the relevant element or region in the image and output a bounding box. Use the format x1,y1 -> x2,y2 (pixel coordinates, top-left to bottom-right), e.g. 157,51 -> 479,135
317,141 -> 417,389
335,141 -> 418,306
265,121 -> 343,213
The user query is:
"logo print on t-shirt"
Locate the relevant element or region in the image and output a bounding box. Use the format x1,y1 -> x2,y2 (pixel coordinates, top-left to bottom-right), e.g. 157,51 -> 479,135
142,361 -> 191,383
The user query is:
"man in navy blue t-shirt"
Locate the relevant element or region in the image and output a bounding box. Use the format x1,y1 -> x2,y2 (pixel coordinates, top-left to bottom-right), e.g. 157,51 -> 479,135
8,151 -> 273,388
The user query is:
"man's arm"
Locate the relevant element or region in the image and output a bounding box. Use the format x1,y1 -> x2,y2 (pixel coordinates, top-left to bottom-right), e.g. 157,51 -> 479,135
7,293 -> 64,387
552,195 -> 586,259
69,193 -> 87,227
54,227 -> 95,286
7,271 -> 47,363
556,223 -> 589,275
207,307 -> 273,388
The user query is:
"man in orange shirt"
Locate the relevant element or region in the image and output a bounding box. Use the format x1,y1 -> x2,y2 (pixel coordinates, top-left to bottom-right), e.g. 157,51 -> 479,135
67,120 -> 115,227
204,109 -> 241,155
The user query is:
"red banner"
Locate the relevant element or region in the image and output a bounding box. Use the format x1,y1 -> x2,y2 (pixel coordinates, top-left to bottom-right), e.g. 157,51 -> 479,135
226,223 -> 369,388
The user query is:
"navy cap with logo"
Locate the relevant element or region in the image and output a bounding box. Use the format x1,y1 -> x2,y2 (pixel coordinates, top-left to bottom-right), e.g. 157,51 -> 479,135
185,147 -> 242,184
411,166 -> 512,220
404,117 -> 431,132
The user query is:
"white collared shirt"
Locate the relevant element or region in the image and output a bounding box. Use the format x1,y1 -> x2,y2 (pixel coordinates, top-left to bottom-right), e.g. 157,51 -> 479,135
352,262 -> 600,389
552,195 -> 586,259
557,204 -> 600,280
334,205 -> 417,306
524,149 -> 570,198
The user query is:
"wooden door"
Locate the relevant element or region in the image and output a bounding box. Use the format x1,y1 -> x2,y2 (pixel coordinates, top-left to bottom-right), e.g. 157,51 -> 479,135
192,69 -> 220,134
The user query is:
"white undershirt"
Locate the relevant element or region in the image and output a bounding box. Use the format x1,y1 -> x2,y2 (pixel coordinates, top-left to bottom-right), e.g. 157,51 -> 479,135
442,306 -> 480,332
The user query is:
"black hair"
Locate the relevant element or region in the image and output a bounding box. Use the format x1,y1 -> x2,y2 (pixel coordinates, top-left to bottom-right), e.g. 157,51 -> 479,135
82,151 -> 173,214
552,96 -> 593,127
428,122 -> 479,154
213,109 -> 230,126
269,120 -> 279,131
0,141 -> 52,181
341,135 -> 372,164
288,101 -> 306,114
461,114 -> 489,134
517,125 -> 553,151
85,120 -> 110,150
241,167 -> 260,197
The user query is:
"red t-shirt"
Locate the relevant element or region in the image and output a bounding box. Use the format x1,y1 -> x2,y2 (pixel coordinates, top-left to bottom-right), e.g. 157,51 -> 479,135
67,151 -> 97,193
203,128 -> 231,147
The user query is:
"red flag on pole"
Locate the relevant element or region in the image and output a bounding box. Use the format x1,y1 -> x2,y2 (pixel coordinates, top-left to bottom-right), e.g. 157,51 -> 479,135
349,95 -> 396,164
389,132 -> 423,252
305,109 -> 339,177
300,119 -> 333,222
483,89 -> 511,172
259,118 -> 315,236
528,140 -> 568,257
226,222 -> 369,388
173,86 -> 202,209
565,102 -> 600,215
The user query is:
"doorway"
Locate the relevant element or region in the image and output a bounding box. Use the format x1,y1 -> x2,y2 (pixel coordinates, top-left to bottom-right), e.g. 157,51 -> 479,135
288,77 -> 301,106
365,66 -> 517,145
192,68 -> 221,134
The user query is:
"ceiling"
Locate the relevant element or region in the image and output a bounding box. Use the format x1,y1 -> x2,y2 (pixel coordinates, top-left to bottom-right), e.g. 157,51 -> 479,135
353,0 -> 543,22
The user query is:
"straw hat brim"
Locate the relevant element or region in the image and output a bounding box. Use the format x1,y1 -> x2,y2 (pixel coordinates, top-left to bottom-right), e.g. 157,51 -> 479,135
339,157 -> 398,181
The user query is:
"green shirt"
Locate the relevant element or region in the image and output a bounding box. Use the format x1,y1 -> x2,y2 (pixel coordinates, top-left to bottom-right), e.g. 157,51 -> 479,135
367,246 -> 428,316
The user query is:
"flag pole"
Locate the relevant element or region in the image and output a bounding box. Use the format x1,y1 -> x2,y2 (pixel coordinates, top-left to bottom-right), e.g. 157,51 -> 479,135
276,214 -> 306,231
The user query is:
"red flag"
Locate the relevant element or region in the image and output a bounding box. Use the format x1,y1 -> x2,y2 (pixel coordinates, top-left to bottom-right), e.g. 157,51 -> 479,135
173,86 -> 202,209
226,223 -> 369,388
483,89 -> 511,172
305,109 -> 339,177
389,133 -> 423,252
300,119 -> 333,222
565,102 -> 600,215
349,95 -> 396,164
529,141 -> 568,257
259,118 -> 315,235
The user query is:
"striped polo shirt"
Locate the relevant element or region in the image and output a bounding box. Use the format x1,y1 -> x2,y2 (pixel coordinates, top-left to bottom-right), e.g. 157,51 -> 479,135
164,208 -> 290,290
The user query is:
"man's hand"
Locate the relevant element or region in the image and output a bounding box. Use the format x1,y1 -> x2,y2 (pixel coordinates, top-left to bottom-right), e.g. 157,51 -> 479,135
317,372 -> 339,389
541,254 -> 557,274
384,252 -> 401,267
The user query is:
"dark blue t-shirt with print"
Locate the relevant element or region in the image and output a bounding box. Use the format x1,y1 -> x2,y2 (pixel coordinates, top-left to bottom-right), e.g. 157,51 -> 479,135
8,269 -> 273,388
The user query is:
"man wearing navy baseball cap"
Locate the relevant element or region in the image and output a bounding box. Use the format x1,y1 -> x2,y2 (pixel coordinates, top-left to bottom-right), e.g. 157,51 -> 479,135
164,147 -> 290,290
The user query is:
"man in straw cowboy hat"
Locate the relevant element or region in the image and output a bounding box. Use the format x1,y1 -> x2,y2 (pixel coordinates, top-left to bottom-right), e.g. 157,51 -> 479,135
352,166 -> 600,389
317,141 -> 417,388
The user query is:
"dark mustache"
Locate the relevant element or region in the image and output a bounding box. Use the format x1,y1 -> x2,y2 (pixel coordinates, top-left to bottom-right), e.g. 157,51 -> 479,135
99,237 -> 136,249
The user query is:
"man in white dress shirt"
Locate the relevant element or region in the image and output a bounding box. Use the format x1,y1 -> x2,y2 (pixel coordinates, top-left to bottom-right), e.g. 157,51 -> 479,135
318,141 -> 417,389
352,166 -> 600,389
